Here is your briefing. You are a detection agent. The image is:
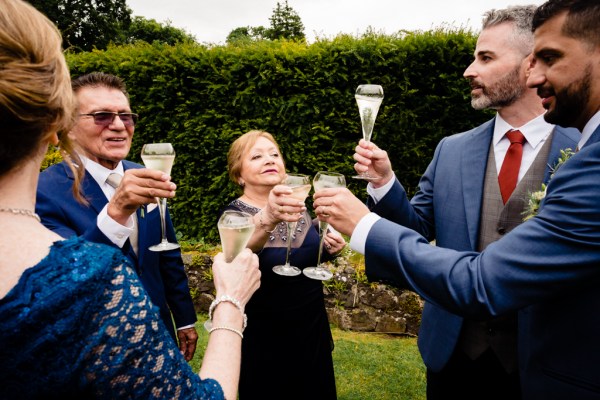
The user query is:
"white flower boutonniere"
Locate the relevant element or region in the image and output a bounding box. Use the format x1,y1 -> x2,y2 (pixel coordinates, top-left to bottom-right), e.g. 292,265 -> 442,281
523,148 -> 575,221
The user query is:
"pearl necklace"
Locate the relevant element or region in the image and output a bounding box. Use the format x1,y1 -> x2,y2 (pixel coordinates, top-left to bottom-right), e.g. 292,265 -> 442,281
0,207 -> 41,222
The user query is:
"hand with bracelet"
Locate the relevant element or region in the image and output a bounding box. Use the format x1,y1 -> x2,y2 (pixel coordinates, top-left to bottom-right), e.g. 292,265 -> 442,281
200,248 -> 260,399
238,183 -> 307,252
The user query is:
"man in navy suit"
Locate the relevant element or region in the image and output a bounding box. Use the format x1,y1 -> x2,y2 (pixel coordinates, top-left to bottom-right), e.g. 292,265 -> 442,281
314,0 -> 600,398
349,5 -> 578,400
36,72 -> 199,361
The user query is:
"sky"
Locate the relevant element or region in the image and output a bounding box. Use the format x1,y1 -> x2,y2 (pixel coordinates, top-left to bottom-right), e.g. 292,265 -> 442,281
127,0 -> 546,45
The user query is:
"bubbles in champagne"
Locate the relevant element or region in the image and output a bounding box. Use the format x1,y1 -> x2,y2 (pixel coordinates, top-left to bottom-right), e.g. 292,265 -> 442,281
356,94 -> 383,142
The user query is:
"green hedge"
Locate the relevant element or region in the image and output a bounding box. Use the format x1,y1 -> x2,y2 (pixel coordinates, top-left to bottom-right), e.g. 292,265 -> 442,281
65,30 -> 491,242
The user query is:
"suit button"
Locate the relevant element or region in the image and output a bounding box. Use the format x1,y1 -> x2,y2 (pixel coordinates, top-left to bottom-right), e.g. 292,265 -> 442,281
488,328 -> 496,336
498,227 -> 506,235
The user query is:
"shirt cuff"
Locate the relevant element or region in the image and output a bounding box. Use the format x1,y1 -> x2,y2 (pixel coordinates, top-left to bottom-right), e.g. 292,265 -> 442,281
97,205 -> 134,248
177,324 -> 196,331
367,172 -> 396,203
349,212 -> 381,254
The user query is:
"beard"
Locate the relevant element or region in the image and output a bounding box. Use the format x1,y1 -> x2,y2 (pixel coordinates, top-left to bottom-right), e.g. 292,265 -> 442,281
542,65 -> 592,128
470,66 -> 525,110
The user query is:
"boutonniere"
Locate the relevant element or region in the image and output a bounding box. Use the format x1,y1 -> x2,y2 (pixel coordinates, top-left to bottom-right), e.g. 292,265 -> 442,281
523,148 -> 575,221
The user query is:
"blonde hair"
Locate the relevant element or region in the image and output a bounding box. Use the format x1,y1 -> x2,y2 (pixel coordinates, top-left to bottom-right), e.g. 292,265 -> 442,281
0,0 -> 82,198
227,130 -> 283,185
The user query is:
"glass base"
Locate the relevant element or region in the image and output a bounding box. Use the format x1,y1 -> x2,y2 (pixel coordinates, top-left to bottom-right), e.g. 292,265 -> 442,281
149,240 -> 180,252
272,264 -> 301,276
352,173 -> 381,181
303,267 -> 333,281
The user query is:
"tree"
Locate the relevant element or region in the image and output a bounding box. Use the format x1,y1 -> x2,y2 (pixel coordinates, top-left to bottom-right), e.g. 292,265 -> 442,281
28,0 -> 132,52
226,0 -> 305,44
126,17 -> 196,46
226,26 -> 269,44
268,0 -> 305,41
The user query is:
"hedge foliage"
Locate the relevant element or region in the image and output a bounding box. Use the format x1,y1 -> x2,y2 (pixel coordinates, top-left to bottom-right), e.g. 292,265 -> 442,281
65,30 -> 492,242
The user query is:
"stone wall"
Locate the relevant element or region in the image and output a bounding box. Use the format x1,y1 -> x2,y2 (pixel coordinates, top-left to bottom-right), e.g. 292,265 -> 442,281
183,253 -> 424,337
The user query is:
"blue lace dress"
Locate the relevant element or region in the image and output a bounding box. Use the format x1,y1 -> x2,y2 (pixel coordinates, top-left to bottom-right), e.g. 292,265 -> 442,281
0,237 -> 223,399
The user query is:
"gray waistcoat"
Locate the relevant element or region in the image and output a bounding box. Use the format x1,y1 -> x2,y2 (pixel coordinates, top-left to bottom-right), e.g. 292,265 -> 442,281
458,132 -> 553,373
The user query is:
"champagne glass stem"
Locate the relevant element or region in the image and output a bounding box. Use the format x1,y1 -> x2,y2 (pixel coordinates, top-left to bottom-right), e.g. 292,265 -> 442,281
158,197 -> 167,243
148,196 -> 180,251
284,221 -> 296,266
316,221 -> 328,267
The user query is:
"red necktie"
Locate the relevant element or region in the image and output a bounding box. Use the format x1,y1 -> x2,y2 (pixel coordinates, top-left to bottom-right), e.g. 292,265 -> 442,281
498,130 -> 526,204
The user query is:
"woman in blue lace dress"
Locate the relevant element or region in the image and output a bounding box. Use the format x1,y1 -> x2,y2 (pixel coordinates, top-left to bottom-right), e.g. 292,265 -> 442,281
0,2 -> 260,399
224,130 -> 346,399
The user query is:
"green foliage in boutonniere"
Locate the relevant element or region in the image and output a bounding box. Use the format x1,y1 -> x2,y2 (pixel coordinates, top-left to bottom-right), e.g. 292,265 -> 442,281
523,148 -> 575,221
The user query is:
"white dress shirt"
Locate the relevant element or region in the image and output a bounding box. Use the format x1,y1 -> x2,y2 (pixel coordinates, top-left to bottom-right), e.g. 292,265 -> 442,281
80,155 -> 134,248
578,110 -> 600,149
350,113 -> 555,254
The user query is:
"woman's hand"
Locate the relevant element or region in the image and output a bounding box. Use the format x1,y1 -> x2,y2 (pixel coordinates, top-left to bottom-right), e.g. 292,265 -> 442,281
264,184 -> 307,225
212,249 -> 261,308
323,229 -> 346,255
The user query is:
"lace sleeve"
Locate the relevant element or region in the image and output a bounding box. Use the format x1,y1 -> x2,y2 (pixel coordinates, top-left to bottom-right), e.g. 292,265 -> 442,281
82,262 -> 224,400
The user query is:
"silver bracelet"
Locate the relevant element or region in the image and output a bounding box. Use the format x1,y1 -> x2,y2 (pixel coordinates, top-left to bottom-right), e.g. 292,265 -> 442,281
208,294 -> 248,330
258,209 -> 276,233
209,325 -> 244,339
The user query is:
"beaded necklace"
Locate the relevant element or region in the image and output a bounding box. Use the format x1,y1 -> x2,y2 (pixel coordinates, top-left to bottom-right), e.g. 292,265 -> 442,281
0,207 -> 41,222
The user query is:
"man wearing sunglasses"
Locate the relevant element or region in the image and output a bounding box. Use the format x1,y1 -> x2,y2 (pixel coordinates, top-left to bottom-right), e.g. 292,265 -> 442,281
36,72 -> 199,362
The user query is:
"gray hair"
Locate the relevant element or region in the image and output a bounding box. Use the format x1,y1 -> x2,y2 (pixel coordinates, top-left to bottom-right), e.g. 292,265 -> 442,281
481,5 -> 538,56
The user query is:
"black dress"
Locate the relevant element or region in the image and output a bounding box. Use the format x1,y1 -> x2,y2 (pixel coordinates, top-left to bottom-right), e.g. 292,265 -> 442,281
225,200 -> 337,400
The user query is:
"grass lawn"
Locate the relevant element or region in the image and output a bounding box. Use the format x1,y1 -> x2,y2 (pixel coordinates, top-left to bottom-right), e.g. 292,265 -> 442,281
190,316 -> 426,399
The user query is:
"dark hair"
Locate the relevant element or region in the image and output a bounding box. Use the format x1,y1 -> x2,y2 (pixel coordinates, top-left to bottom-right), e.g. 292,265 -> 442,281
71,72 -> 130,100
532,0 -> 600,48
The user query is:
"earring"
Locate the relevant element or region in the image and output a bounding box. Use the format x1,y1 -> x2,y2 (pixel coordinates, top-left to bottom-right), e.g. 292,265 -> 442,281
239,181 -> 245,188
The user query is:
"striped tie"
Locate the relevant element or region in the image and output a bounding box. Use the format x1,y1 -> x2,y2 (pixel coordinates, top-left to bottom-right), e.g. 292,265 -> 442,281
106,173 -> 139,255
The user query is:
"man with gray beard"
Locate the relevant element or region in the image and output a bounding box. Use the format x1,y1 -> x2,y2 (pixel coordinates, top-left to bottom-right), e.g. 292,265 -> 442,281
349,5 -> 578,399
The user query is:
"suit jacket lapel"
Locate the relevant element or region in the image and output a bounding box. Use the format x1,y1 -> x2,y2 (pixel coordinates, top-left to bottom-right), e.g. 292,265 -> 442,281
62,162 -> 109,214
462,120 -> 495,250
544,126 -> 579,183
582,125 -> 600,148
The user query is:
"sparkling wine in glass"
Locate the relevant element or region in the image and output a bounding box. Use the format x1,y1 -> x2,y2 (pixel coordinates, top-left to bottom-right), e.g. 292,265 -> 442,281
272,174 -> 311,277
303,172 -> 346,280
141,143 -> 180,252
353,84 -> 384,181
218,210 -> 255,262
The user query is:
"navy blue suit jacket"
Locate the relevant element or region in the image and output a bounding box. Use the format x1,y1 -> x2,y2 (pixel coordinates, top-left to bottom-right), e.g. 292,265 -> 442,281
366,123 -> 600,399
36,160 -> 197,340
370,120 -> 578,373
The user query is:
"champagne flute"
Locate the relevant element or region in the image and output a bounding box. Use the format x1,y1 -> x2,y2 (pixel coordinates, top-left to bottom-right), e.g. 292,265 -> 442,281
303,172 -> 346,280
353,84 -> 384,181
272,173 -> 311,276
205,210 -> 255,332
140,143 -> 180,251
218,210 -> 255,262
